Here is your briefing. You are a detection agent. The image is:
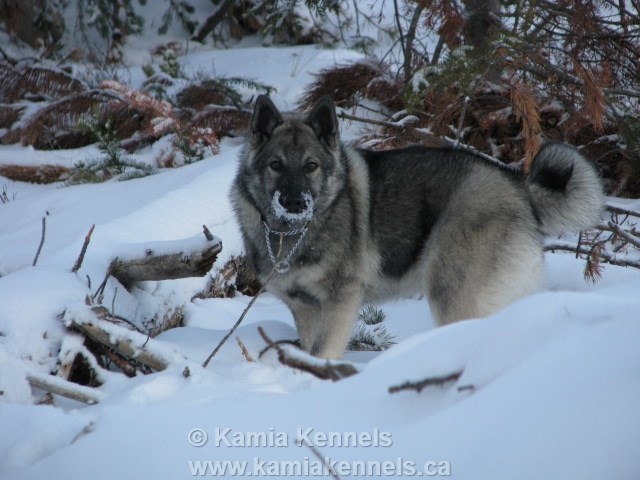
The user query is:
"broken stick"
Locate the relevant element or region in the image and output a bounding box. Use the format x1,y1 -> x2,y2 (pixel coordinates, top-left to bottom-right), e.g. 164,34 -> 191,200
388,371 -> 463,394
258,327 -> 358,381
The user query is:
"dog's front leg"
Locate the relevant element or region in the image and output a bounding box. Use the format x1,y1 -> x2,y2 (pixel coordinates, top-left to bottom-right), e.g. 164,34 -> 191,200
289,302 -> 321,353
309,293 -> 362,360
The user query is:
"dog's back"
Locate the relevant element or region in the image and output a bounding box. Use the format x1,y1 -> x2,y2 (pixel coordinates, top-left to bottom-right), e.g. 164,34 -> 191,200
358,146 -> 522,279
355,143 -> 603,323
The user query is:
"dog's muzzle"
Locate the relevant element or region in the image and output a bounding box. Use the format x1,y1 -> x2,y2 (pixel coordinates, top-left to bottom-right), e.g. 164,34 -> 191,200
278,193 -> 308,214
271,190 -> 314,223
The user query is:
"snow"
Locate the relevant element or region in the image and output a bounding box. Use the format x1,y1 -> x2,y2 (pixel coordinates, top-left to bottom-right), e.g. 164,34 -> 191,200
271,190 -> 315,223
1,6 -> 640,480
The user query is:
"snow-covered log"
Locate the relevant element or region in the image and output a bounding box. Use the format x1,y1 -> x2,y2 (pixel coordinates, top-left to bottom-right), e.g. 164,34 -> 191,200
73,322 -> 168,372
106,227 -> 222,289
63,306 -> 188,373
27,371 -> 105,405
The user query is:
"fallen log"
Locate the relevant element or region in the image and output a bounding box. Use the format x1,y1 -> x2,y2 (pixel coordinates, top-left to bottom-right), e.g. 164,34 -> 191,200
63,306 -> 187,373
73,322 -> 168,372
27,371 -> 105,405
96,226 -> 221,291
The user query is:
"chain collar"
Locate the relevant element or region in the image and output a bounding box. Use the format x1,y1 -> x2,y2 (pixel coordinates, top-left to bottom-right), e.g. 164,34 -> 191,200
262,217 -> 310,274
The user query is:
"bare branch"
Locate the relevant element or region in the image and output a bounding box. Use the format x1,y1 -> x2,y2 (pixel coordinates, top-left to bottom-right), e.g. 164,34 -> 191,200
388,371 -> 463,394
431,35 -> 446,65
337,111 -> 408,130
392,0 -> 406,66
403,2 -> 426,84
544,243 -> 640,269
202,269 -> 273,368
192,0 -> 236,42
304,442 -> 341,480
72,224 -> 95,273
606,221 -> 640,249
605,204 -> 640,218
93,259 -> 115,301
32,215 -> 46,266
236,336 -> 255,363
258,327 -> 358,381
202,224 -> 214,241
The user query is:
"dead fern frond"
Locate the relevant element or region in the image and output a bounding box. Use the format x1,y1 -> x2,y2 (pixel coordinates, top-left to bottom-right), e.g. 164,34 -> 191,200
573,60 -> 606,134
0,164 -> 70,184
0,104 -> 24,129
15,66 -> 86,101
101,80 -> 176,136
17,90 -> 120,149
0,62 -> 21,101
189,107 -> 250,139
432,0 -> 464,49
176,81 -> 229,111
429,88 -> 465,137
510,82 -> 541,172
299,61 -> 402,111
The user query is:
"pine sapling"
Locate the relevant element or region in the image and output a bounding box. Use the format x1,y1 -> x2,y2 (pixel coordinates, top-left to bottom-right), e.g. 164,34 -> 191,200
348,306 -> 396,351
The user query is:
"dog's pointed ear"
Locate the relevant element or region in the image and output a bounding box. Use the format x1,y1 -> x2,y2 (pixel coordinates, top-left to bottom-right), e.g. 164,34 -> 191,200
251,95 -> 283,141
306,96 -> 338,147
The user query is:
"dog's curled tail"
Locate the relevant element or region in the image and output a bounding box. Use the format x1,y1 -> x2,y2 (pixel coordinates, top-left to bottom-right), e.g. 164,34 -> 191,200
527,142 -> 604,236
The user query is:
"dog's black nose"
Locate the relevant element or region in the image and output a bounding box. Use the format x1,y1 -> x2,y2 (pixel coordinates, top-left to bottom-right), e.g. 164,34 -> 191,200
278,194 -> 306,213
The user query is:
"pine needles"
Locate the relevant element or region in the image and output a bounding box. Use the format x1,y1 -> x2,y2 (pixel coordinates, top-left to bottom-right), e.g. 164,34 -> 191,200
67,116 -> 155,184
347,306 -> 396,352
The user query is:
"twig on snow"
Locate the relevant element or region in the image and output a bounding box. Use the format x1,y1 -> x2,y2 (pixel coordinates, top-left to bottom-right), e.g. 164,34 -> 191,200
388,371 -> 463,394
72,224 -> 95,273
236,336 -> 255,363
202,269 -> 274,368
258,327 -> 358,381
93,258 -> 115,301
304,442 -> 341,480
202,224 -> 214,241
32,215 -> 47,266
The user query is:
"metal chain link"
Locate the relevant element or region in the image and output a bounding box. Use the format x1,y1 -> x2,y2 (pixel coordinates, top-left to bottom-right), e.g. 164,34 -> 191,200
262,220 -> 310,274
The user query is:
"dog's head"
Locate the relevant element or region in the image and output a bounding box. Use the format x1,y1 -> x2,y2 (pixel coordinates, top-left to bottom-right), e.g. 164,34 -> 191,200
238,95 -> 345,230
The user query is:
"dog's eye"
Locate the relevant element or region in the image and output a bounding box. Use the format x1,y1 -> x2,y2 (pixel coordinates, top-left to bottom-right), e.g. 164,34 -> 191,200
305,162 -> 319,173
269,160 -> 284,172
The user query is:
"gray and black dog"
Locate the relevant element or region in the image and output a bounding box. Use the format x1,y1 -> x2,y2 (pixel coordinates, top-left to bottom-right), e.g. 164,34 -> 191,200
231,95 -> 604,359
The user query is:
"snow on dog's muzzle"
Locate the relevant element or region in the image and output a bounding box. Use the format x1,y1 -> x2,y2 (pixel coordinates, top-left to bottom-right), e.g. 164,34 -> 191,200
271,190 -> 314,223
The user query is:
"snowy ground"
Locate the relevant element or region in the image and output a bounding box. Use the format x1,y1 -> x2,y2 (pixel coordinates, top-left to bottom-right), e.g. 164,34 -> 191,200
2,12 -> 640,480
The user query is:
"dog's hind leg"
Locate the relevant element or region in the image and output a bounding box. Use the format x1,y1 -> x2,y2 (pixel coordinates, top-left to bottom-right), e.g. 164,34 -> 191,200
424,206 -> 544,326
